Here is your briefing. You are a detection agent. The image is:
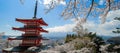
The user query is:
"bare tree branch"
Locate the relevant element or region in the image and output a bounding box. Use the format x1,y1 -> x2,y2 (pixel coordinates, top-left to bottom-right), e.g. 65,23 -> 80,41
85,0 -> 94,19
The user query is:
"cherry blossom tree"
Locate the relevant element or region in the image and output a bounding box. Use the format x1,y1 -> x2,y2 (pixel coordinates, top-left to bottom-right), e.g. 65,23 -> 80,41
19,0 -> 120,35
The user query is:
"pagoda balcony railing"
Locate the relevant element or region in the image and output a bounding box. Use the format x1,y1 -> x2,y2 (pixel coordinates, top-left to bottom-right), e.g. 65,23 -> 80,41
24,25 -> 42,28
19,26 -> 42,29
22,34 -> 40,36
13,27 -> 48,33
8,36 -> 42,40
24,32 -> 38,34
19,43 -> 41,46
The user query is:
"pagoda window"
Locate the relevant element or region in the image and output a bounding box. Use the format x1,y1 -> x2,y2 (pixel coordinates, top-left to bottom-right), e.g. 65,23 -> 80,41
25,32 -> 36,34
22,40 -> 36,44
26,22 -> 37,25
22,34 -> 39,36
35,39 -> 40,44
36,30 -> 40,34
25,29 -> 37,31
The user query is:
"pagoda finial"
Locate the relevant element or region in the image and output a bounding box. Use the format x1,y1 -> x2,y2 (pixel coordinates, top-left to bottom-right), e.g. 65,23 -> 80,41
33,0 -> 38,19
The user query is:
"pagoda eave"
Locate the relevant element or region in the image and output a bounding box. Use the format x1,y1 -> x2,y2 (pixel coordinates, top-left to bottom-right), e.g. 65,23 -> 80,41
8,36 -> 42,40
19,43 -> 41,47
2,46 -> 36,52
12,27 -> 48,33
16,18 -> 48,26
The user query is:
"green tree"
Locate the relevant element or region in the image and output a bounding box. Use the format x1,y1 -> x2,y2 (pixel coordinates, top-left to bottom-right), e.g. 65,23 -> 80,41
112,17 -> 120,36
93,36 -> 105,53
72,34 -> 76,39
65,34 -> 69,43
84,32 -> 105,53
65,34 -> 78,43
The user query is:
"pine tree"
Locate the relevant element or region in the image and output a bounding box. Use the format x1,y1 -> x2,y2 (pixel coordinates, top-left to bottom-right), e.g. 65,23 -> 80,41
65,34 -> 69,43
112,17 -> 120,35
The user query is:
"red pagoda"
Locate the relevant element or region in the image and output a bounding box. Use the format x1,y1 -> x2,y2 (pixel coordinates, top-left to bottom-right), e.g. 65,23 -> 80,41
2,0 -> 48,53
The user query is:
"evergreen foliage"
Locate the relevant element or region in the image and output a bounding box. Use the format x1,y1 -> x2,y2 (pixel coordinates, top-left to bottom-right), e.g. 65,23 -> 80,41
74,42 -> 85,50
108,17 -> 120,44
65,34 -> 78,43
112,17 -> 120,34
65,32 -> 105,53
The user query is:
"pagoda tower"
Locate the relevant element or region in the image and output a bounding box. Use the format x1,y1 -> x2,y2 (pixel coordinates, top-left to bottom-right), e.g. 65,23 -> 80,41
2,0 -> 48,53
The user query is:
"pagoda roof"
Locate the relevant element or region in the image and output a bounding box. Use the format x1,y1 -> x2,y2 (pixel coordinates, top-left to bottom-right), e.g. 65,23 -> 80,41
8,36 -> 49,40
2,46 -> 29,52
8,36 -> 42,40
16,18 -> 48,26
12,27 -> 48,33
2,46 -> 40,52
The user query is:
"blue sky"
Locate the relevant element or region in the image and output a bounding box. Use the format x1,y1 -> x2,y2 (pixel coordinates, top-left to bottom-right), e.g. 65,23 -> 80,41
0,0 -> 120,37
0,0 -> 73,36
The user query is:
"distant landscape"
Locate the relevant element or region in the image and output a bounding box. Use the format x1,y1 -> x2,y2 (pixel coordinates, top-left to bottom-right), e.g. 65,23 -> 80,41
0,0 -> 120,53
1,35 -> 113,41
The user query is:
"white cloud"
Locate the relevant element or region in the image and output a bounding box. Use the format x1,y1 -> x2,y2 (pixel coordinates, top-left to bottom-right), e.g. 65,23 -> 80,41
43,0 -> 66,6
106,10 -> 120,21
45,10 -> 120,36
46,24 -> 75,33
83,10 -> 120,36
60,1 -> 66,5
45,19 -> 119,36
83,20 -> 120,36
99,0 -> 104,5
43,0 -> 51,5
